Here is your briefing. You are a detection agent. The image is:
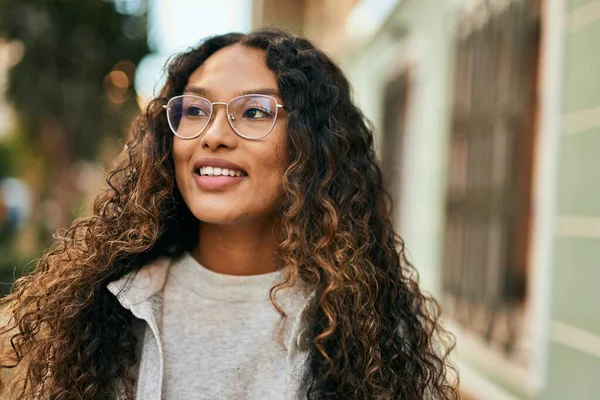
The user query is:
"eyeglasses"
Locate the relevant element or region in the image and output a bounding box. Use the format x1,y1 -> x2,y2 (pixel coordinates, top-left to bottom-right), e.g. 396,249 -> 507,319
162,94 -> 286,140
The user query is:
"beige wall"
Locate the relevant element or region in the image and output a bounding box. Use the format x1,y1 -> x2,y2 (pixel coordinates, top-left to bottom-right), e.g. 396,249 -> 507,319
252,0 -> 358,57
303,0 -> 359,54
252,0 -> 307,35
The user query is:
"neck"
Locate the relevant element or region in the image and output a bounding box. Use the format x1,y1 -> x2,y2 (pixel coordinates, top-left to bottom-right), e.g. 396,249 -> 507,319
192,219 -> 280,276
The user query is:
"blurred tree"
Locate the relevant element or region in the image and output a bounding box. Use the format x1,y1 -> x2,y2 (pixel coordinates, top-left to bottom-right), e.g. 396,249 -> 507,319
0,138 -> 15,178
0,0 -> 149,233
0,136 -> 29,295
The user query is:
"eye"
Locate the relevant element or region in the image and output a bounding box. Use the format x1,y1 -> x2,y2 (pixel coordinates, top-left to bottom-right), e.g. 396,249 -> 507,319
243,107 -> 271,119
184,105 -> 209,118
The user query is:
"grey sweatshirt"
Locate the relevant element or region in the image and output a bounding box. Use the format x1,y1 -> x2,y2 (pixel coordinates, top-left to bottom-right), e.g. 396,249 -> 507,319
107,255 -> 314,400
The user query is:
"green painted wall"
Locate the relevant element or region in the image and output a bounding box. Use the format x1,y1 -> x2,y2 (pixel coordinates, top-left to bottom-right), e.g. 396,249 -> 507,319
562,20 -> 600,113
552,238 -> 600,335
543,342 -> 600,399
557,128 -> 600,217
544,2 -> 600,398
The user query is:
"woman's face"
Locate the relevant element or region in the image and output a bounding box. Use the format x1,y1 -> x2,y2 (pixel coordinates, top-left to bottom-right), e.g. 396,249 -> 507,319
172,44 -> 287,226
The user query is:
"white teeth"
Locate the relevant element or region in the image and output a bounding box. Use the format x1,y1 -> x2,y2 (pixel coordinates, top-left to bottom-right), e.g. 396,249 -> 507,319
198,166 -> 246,177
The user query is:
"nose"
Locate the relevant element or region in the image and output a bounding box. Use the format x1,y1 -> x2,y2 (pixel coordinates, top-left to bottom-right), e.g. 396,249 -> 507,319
199,105 -> 238,151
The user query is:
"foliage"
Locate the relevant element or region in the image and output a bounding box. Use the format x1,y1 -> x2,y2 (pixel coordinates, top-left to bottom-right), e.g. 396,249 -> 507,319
0,0 -> 150,290
0,140 -> 15,177
0,0 -> 150,159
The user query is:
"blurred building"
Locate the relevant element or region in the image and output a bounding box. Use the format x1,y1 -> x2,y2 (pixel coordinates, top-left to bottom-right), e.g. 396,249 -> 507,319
254,0 -> 600,399
0,39 -> 19,138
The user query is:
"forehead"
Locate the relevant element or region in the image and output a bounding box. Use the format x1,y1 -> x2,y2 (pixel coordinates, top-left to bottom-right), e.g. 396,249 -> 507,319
186,44 -> 278,99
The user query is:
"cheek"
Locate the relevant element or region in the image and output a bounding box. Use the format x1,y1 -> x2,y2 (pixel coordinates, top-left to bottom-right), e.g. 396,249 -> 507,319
255,131 -> 287,195
269,126 -> 288,166
172,140 -> 193,187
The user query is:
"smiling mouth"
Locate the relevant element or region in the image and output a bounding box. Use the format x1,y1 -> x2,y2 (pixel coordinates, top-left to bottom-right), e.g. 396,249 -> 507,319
194,166 -> 247,177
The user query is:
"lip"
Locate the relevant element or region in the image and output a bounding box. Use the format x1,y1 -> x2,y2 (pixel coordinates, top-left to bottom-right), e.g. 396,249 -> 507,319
194,174 -> 245,191
192,157 -> 247,191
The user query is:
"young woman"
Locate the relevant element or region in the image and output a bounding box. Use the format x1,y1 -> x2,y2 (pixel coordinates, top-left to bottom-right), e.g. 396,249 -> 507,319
0,29 -> 458,399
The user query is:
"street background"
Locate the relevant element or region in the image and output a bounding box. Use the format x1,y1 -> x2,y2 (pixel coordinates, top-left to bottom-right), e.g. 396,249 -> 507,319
0,0 -> 598,399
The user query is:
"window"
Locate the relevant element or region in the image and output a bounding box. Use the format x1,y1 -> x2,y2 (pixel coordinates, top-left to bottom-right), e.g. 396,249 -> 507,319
382,69 -> 411,222
443,0 -> 541,365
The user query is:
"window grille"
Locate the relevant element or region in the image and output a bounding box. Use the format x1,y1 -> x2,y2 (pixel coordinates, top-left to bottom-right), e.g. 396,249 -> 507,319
443,0 -> 541,359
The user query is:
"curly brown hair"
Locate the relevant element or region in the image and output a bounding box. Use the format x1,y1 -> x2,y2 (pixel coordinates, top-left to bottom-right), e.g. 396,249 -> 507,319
0,29 -> 459,399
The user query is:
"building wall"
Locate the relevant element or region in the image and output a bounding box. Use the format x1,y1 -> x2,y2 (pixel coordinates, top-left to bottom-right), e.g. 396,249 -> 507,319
543,0 -> 600,398
343,0 -> 457,299
303,0 -> 359,54
251,0 -> 307,35
336,0 -> 599,399
251,0 -> 357,55
253,0 -> 600,398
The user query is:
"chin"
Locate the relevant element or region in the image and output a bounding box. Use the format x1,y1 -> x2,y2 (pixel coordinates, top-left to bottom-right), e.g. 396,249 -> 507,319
193,210 -> 243,225
192,204 -> 278,227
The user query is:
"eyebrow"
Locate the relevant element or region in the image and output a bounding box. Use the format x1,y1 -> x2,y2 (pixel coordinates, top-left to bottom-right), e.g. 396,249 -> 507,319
183,86 -> 282,99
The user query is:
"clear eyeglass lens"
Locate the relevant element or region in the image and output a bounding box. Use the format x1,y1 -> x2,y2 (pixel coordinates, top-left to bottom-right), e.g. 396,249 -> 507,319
167,96 -> 212,138
228,95 -> 277,138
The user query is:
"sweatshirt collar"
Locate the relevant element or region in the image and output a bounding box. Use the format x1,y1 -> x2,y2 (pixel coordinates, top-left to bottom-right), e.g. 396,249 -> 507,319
106,257 -> 172,309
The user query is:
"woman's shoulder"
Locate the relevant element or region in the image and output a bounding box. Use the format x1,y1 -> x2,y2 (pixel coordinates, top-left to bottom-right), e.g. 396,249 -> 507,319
107,256 -> 173,308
